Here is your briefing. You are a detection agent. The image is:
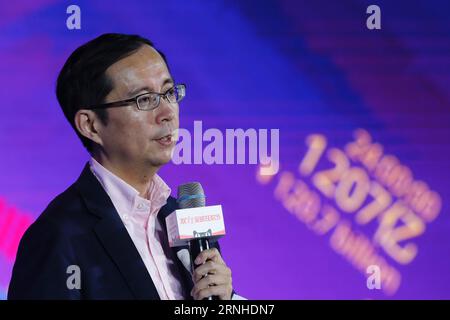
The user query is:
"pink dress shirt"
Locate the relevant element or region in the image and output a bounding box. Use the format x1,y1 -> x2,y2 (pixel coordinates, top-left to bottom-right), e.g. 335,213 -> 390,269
89,157 -> 185,300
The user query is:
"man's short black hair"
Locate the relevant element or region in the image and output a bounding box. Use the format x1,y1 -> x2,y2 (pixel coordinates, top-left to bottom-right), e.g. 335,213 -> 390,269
56,33 -> 169,154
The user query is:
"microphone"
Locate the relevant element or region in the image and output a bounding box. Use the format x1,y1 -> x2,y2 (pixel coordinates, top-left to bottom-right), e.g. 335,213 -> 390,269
166,182 -> 226,300
177,182 -> 209,274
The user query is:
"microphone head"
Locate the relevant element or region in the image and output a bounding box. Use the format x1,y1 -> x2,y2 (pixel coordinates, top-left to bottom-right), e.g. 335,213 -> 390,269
177,182 -> 206,208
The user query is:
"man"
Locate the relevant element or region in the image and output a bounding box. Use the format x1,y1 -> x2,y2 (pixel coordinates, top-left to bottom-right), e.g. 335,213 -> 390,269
8,33 -> 235,300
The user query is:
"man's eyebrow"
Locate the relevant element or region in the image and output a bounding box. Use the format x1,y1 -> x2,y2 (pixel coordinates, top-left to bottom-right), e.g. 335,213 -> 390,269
128,78 -> 174,97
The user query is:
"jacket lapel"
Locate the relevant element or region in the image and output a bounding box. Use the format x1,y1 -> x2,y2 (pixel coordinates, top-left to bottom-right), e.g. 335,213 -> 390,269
74,163 -> 160,300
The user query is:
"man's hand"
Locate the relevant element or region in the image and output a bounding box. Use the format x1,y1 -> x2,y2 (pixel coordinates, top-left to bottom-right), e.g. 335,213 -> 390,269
190,247 -> 233,300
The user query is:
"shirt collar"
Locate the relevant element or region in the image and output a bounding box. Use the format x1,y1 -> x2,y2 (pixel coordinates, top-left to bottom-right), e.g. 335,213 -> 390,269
89,157 -> 171,222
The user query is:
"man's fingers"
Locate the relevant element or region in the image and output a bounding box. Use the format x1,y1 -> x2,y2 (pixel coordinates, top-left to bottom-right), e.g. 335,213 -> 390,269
192,283 -> 233,300
190,248 -> 233,300
190,273 -> 229,297
192,261 -> 231,283
194,247 -> 223,266
192,260 -> 215,282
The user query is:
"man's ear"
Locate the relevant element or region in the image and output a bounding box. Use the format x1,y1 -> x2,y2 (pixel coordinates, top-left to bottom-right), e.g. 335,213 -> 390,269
74,109 -> 104,146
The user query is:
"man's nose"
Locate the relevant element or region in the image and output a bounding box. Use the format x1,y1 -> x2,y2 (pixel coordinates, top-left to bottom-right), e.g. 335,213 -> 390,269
154,98 -> 176,124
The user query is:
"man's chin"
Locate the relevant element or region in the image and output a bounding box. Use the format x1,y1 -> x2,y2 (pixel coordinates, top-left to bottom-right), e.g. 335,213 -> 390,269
146,144 -> 176,168
149,154 -> 174,168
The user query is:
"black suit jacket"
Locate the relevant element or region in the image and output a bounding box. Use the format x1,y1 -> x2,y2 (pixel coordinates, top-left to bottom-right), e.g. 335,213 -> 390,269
8,162 -> 221,300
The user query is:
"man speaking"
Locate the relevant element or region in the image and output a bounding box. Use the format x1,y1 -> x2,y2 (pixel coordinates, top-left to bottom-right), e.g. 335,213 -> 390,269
8,33 -> 234,300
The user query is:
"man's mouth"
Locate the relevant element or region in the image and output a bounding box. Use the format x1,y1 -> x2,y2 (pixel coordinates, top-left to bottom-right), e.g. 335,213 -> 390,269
154,134 -> 174,146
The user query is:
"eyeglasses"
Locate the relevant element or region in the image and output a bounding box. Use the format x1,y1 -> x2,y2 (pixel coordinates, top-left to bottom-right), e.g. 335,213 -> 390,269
85,84 -> 186,111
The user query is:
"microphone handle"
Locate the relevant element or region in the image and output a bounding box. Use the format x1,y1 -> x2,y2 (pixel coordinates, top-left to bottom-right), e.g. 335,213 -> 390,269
189,238 -> 219,300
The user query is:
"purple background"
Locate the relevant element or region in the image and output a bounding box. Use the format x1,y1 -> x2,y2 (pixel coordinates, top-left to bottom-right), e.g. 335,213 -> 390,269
0,0 -> 449,299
